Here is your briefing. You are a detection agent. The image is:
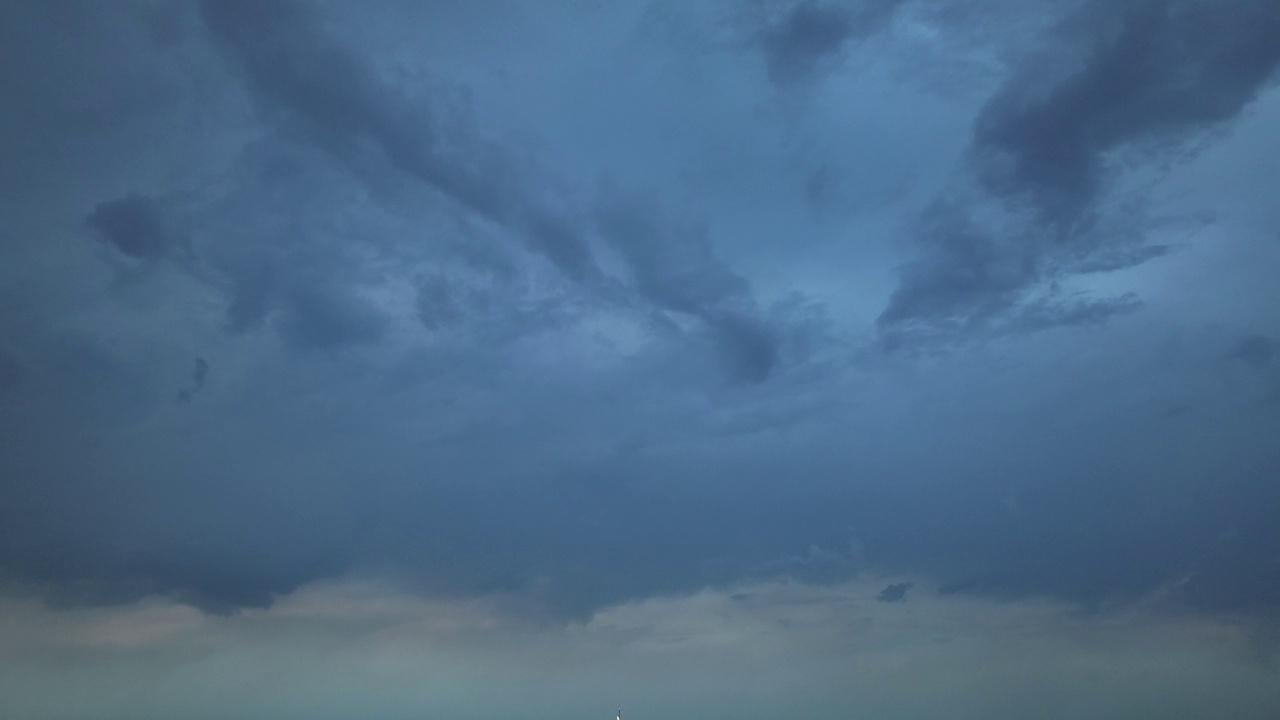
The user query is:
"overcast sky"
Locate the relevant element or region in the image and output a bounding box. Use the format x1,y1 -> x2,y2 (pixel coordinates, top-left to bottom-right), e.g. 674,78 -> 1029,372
2,0 -> 1279,718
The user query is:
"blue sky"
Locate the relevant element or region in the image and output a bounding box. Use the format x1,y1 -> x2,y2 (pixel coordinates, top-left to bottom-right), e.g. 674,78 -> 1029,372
2,1 -> 1279,717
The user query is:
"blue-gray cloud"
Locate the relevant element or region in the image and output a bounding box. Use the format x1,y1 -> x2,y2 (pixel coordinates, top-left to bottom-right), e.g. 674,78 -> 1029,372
198,0 -> 599,284
87,195 -> 170,259
195,0 -> 781,373
973,0 -> 1280,224
880,0 -> 1280,344
759,0 -> 903,84
1229,334 -> 1277,368
175,357 -> 209,403
876,581 -> 912,602
595,191 -> 781,381
0,0 -> 1277,626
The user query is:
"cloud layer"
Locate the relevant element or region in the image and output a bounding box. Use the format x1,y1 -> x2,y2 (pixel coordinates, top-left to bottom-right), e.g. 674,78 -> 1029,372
4,577 -> 1279,720
879,0 -> 1280,344
1,0 -> 1278,654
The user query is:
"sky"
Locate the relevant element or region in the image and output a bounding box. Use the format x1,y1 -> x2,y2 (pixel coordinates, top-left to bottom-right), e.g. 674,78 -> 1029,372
1,0 -> 1279,717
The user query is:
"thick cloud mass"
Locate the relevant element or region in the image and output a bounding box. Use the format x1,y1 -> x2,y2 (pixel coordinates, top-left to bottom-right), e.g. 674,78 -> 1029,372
760,0 -> 903,84
879,0 -> 1280,342
1230,334 -> 1277,369
0,0 -> 1278,637
87,195 -> 171,259
977,0 -> 1280,221
199,0 -> 603,282
877,581 -> 913,602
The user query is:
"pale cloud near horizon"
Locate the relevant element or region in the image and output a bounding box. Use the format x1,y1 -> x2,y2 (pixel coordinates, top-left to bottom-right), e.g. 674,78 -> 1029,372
3,577 -> 1277,720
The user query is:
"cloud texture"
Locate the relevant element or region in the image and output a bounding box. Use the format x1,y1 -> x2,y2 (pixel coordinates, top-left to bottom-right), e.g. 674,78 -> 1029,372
1,4 -> 1279,702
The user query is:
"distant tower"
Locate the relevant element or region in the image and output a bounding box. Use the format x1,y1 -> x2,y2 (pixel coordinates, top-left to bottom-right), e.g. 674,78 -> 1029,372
616,709 -> 621,720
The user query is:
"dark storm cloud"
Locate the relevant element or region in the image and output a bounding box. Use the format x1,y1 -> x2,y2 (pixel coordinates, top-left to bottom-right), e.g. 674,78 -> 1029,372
2,0 -> 1279,626
11,537 -> 340,616
0,0 -> 794,612
1,442 -> 870,618
879,205 -> 1033,329
850,377 -> 1280,612
761,3 -> 853,84
875,209 -> 1145,346
198,0 -> 782,370
86,195 -> 169,259
1000,292 -> 1143,335
415,274 -> 466,332
175,357 -> 209,403
974,0 -> 1280,224
207,232 -> 390,348
880,0 -> 1280,340
192,357 -> 209,387
197,0 -> 430,173
197,0 -> 599,284
1228,334 -> 1276,368
595,191 -> 781,381
876,581 -> 912,602
223,262 -> 277,334
277,285 -> 387,351
759,0 -> 902,84
703,311 -> 780,383
596,195 -> 750,316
